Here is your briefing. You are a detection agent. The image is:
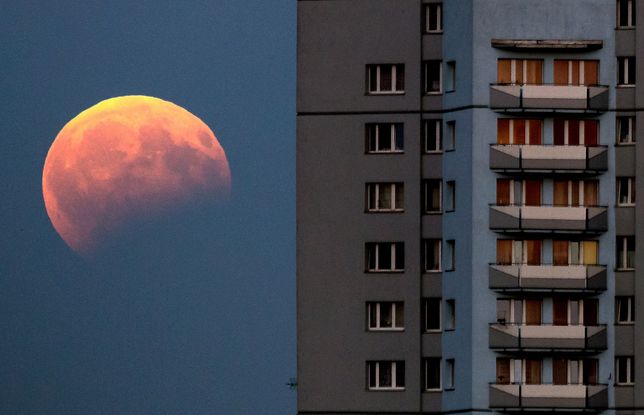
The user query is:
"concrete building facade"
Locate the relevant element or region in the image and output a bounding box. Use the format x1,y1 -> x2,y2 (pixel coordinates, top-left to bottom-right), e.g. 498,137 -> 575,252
297,1 -> 642,413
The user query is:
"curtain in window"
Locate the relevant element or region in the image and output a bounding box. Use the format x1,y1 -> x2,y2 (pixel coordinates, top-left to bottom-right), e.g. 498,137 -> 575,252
584,359 -> 598,385
553,240 -> 569,265
584,299 -> 598,326
524,180 -> 542,206
582,241 -> 598,265
553,359 -> 568,385
553,299 -> 568,326
496,358 -> 510,384
584,61 -> 599,85
554,119 -> 565,145
568,120 -> 580,145
584,120 -> 598,146
528,120 -> 542,144
395,303 -> 404,327
496,240 -> 513,265
525,300 -> 542,325
584,181 -> 598,206
554,180 -> 569,206
526,240 -> 541,265
554,60 -> 569,85
525,359 -> 542,384
525,60 -> 543,84
497,119 -> 510,144
497,179 -> 511,205
497,60 -> 511,83
513,119 -> 526,145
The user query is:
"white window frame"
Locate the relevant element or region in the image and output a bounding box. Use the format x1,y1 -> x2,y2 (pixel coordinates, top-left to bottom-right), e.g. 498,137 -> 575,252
367,64 -> 405,94
617,177 -> 636,206
367,361 -> 405,390
618,57 -> 636,86
366,183 -> 404,212
617,236 -> 635,270
424,60 -> 442,95
366,123 -> 404,153
617,0 -> 636,28
424,119 -> 442,153
423,297 -> 442,332
617,116 -> 636,144
423,239 -> 442,272
367,302 -> 404,331
423,180 -> 442,213
616,296 -> 635,324
615,356 -> 635,385
424,3 -> 443,33
366,242 -> 404,272
424,357 -> 442,391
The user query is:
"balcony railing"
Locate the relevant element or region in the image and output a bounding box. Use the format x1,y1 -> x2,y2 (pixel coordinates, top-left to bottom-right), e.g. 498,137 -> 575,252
490,83 -> 609,112
489,323 -> 607,351
489,263 -> 607,292
489,144 -> 608,173
489,205 -> 607,234
489,383 -> 608,411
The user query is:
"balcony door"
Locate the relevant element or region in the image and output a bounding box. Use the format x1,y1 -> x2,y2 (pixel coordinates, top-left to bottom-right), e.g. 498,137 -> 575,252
553,358 -> 568,385
555,240 -> 599,265
553,119 -> 599,146
553,180 -> 599,207
524,358 -> 542,384
497,119 -> 543,145
553,298 -> 568,326
525,299 -> 542,325
554,60 -> 599,86
498,59 -> 543,85
524,180 -> 542,206
583,298 -> 599,326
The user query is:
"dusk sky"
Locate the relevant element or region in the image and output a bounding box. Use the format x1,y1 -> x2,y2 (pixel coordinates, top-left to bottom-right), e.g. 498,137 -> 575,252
0,1 -> 296,414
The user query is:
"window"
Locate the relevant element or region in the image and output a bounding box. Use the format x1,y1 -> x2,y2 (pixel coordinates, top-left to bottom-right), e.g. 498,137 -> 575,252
553,240 -> 599,266
553,180 -> 599,207
367,361 -> 405,390
617,177 -> 636,206
366,242 -> 404,272
423,239 -> 441,272
618,57 -> 636,86
366,123 -> 404,153
445,240 -> 455,271
496,299 -> 523,324
554,60 -> 599,86
446,61 -> 456,92
366,183 -> 404,212
616,297 -> 635,324
617,236 -> 635,270
553,119 -> 599,146
445,120 -> 455,151
423,180 -> 442,213
617,116 -> 636,144
424,119 -> 442,152
424,3 -> 443,33
424,60 -> 442,94
367,302 -> 404,330
445,299 -> 455,330
497,119 -> 543,145
616,356 -> 635,385
497,239 -> 542,265
367,64 -> 405,94
445,180 -> 455,211
617,0 -> 636,28
423,298 -> 442,331
424,358 -> 442,391
445,359 -> 455,390
496,179 -> 542,206
497,59 -> 543,85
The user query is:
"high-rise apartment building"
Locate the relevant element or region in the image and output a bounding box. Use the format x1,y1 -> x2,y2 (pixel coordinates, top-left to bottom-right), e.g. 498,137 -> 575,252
297,1 -> 642,413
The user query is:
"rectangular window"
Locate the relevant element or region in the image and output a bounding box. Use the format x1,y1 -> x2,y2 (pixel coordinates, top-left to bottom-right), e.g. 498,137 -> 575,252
554,60 -> 599,86
445,180 -> 455,211
424,119 -> 442,152
367,64 -> 405,94
553,179 -> 599,207
616,296 -> 635,324
423,239 -> 441,272
524,179 -> 542,206
367,302 -> 404,330
424,358 -> 442,391
366,123 -> 404,153
367,361 -> 405,390
366,183 -> 404,212
366,242 -> 404,272
497,59 -> 543,85
445,240 -> 455,271
617,177 -> 636,206
618,57 -> 636,86
423,180 -> 442,213
446,61 -> 456,92
617,116 -> 636,144
617,236 -> 636,270
424,60 -> 442,94
618,0 -> 636,28
497,119 -> 543,145
496,298 -> 523,324
553,119 -> 599,146
445,121 -> 456,151
616,356 -> 635,385
423,298 -> 442,331
424,3 -> 443,33
445,359 -> 455,389
445,299 -> 455,330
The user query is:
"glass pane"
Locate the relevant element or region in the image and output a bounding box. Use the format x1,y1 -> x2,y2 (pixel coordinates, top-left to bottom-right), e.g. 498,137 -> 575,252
379,185 -> 392,209
496,358 -> 511,384
553,358 -> 568,385
379,362 -> 392,387
394,243 -> 404,270
496,179 -> 511,205
369,66 -> 378,92
554,60 -> 569,85
513,119 -> 526,145
553,299 -> 568,326
553,180 -> 569,206
570,241 -> 580,265
497,119 -> 510,144
395,65 -> 404,91
525,300 -> 542,325
395,184 -> 404,209
570,181 -> 580,207
528,119 -> 542,144
584,359 -> 598,385
395,303 -> 404,327
380,65 -> 392,91
369,362 -> 377,387
427,358 -> 441,389
584,181 -> 598,206
584,299 -> 598,326
627,236 -> 636,268
497,60 -> 512,83
568,120 -> 580,146
570,360 -> 580,384
367,125 -> 377,152
496,299 -> 510,323
380,303 -> 392,327
526,240 -> 541,265
524,180 -> 542,206
571,60 -> 581,86
496,240 -> 513,265
554,119 -> 566,145
526,60 -> 543,85
368,185 -> 377,210
525,359 -> 542,384
378,244 -> 392,270
584,61 -> 599,86
584,120 -> 598,146
379,124 -> 392,151
570,300 -> 580,325
553,240 -> 569,265
395,362 -> 405,387
368,304 -> 377,328
582,241 -> 598,265
367,245 -> 376,270
394,124 -> 404,150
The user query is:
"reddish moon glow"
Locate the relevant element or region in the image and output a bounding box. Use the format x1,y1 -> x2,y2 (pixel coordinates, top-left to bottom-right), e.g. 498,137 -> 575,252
42,95 -> 231,254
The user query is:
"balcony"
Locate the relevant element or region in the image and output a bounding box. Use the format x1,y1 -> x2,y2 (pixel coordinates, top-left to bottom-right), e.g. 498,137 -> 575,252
489,205 -> 607,234
489,264 -> 607,292
489,323 -> 607,352
490,145 -> 608,173
490,84 -> 609,113
489,383 -> 608,411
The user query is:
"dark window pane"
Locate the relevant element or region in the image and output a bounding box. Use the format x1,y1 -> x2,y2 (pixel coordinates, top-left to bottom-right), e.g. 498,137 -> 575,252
396,362 -> 405,387
394,124 -> 404,150
395,243 -> 404,270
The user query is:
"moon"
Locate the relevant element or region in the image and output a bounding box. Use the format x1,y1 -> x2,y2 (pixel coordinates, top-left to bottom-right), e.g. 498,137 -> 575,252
42,95 -> 231,255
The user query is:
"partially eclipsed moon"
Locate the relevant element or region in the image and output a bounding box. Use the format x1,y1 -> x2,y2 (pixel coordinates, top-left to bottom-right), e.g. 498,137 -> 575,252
42,95 -> 231,255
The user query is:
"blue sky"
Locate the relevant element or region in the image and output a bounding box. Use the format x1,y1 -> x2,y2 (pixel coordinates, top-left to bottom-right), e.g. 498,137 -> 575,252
0,1 -> 296,413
